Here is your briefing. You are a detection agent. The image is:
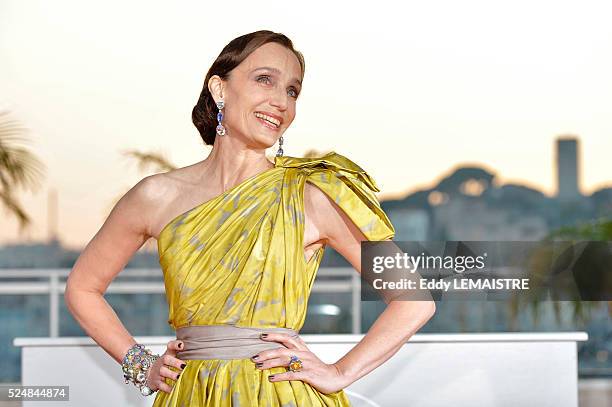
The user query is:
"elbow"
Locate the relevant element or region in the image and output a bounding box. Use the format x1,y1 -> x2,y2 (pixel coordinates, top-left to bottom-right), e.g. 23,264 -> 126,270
64,275 -> 76,313
417,300 -> 436,324
64,271 -> 84,314
399,301 -> 436,341
416,301 -> 436,331
426,300 -> 436,320
64,271 -> 104,314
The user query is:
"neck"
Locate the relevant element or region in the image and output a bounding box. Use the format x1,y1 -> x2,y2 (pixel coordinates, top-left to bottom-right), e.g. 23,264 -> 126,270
201,143 -> 275,190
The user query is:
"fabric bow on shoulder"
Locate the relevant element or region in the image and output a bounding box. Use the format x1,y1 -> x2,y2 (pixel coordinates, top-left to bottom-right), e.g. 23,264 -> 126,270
274,150 -> 395,242
274,151 -> 381,192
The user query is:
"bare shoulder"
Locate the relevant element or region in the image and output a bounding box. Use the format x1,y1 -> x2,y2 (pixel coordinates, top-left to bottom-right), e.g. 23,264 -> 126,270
121,173 -> 169,237
132,172 -> 171,209
148,165 -> 200,231
126,164 -> 197,238
65,170 -> 186,294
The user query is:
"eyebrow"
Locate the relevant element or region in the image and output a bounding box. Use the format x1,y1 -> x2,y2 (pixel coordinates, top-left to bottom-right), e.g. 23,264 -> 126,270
252,66 -> 302,87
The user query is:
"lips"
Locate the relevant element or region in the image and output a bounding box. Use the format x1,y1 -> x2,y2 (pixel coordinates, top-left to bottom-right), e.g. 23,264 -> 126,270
255,116 -> 279,130
254,111 -> 282,129
255,111 -> 283,124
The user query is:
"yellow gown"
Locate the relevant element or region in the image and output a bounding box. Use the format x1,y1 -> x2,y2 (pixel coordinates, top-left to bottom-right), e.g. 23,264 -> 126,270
152,151 -> 395,407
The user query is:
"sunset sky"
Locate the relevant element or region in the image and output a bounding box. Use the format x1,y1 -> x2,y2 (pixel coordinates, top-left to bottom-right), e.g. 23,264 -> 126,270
1,0 -> 611,248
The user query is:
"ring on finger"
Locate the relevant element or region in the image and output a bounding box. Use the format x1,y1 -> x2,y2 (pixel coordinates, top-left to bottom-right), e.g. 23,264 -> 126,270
287,355 -> 303,372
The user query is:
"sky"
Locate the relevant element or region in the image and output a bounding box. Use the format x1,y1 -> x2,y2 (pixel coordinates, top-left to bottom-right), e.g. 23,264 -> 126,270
1,0 -> 611,248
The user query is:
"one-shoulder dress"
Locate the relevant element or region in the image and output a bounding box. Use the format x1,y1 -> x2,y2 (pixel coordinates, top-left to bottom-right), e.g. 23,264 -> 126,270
152,151 -> 395,407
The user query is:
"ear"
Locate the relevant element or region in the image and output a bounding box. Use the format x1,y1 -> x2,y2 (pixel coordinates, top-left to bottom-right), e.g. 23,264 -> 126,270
208,75 -> 225,103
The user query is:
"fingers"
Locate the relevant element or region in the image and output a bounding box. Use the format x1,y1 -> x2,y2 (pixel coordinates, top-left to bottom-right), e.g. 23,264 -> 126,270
162,353 -> 186,370
268,370 -> 306,383
151,354 -> 186,395
251,349 -> 308,367
254,356 -> 287,370
157,380 -> 173,394
160,365 -> 181,381
260,333 -> 308,351
165,339 -> 184,355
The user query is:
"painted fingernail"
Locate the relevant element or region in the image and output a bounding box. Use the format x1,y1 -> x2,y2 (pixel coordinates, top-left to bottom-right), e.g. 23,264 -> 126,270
177,373 -> 181,379
251,354 -> 259,360
260,333 -> 268,338
268,375 -> 275,380
178,342 -> 184,349
255,362 -> 263,368
180,363 -> 186,369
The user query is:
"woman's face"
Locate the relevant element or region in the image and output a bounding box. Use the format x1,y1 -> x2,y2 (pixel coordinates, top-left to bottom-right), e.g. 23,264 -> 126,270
215,42 -> 303,147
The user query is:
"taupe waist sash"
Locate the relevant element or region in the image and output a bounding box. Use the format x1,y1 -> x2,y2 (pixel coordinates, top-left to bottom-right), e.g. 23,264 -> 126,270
175,324 -> 299,360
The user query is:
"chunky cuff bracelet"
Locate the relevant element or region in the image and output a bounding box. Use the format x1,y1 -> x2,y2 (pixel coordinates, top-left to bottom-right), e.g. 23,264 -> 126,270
121,343 -> 160,396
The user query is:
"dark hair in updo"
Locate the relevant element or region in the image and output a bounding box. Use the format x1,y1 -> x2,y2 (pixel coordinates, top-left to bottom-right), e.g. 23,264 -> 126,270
192,30 -> 306,145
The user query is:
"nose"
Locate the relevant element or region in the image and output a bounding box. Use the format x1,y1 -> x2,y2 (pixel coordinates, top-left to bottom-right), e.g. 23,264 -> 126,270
269,87 -> 288,111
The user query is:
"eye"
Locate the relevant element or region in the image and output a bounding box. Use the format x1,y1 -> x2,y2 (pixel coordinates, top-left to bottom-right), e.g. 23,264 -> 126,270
288,87 -> 299,99
256,75 -> 272,84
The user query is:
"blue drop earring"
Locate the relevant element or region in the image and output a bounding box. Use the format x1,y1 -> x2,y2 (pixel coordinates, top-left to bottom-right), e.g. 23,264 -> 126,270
276,135 -> 284,157
216,100 -> 226,136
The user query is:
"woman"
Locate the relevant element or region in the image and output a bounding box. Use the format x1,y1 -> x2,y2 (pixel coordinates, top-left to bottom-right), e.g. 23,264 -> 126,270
65,30 -> 436,406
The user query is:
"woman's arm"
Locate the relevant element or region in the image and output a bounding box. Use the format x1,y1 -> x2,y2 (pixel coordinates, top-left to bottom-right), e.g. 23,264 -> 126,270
65,174 -> 187,394
65,175 -> 162,364
310,183 -> 436,386
333,289 -> 435,385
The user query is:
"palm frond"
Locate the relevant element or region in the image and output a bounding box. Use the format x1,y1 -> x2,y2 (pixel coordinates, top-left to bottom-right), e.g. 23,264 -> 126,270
119,149 -> 176,173
0,110 -> 46,232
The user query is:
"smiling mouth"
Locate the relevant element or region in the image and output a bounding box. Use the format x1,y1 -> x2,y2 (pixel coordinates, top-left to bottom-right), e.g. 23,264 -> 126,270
254,112 -> 281,129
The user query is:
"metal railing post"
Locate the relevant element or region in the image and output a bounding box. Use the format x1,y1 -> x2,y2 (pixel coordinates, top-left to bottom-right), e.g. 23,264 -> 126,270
49,272 -> 59,337
352,272 -> 361,334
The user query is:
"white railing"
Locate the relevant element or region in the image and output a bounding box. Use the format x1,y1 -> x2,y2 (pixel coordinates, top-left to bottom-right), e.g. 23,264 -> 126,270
0,267 -> 364,335
14,332 -> 589,407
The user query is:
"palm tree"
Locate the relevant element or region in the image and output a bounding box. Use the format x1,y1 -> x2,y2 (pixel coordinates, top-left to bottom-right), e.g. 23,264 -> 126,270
0,110 -> 46,234
548,217 -> 612,241
507,217 -> 612,328
119,148 -> 177,174
546,217 -> 612,319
